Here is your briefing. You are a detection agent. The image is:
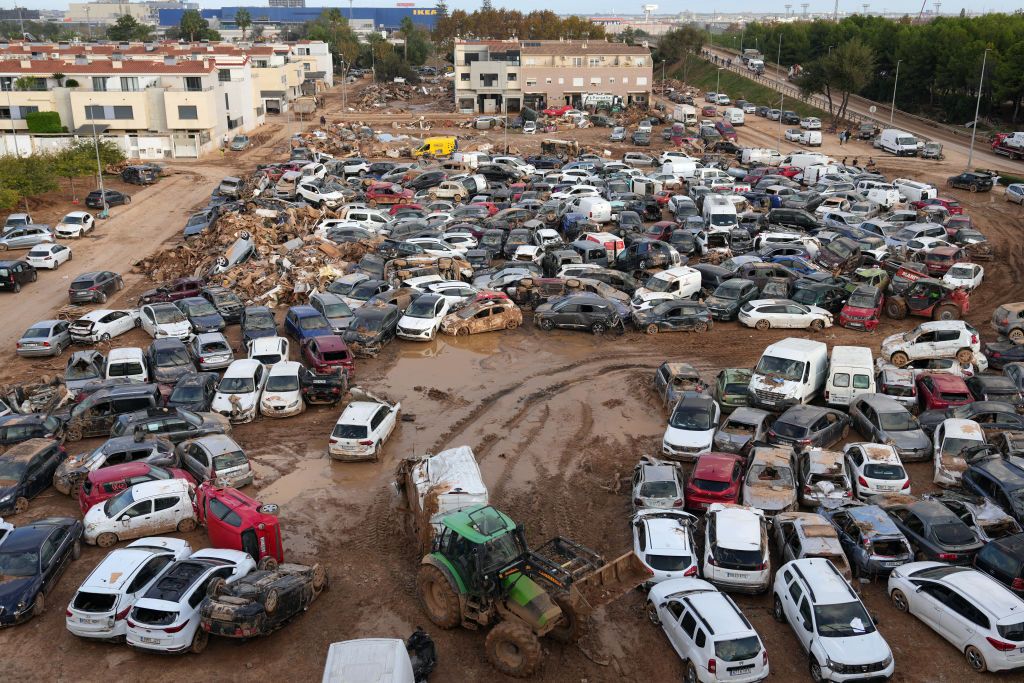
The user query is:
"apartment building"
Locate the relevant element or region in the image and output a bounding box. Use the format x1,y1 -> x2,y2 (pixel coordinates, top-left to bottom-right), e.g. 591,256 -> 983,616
453,39 -> 653,114
0,39 -> 330,158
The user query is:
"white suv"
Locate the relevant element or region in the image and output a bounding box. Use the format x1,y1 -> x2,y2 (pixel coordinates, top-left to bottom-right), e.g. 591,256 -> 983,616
647,578 -> 770,682
880,320 -> 980,367
126,548 -> 256,654
772,558 -> 895,682
843,443 -> 910,499
701,504 -> 770,594
888,561 -> 1024,673
631,509 -> 698,586
67,537 -> 192,640
328,395 -> 401,462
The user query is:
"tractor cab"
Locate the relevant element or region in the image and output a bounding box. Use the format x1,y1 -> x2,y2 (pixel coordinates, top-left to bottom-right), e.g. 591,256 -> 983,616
906,279 -> 947,312
432,506 -> 529,597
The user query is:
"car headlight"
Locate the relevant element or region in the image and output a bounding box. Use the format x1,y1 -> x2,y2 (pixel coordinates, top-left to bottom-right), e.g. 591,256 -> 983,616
0,493 -> 13,503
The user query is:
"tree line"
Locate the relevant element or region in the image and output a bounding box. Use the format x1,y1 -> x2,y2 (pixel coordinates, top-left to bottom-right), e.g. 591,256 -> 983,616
431,6 -> 607,57
716,14 -> 1024,124
0,140 -> 124,212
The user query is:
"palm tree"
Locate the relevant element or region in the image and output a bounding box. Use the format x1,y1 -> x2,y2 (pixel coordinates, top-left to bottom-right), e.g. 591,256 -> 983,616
235,9 -> 252,41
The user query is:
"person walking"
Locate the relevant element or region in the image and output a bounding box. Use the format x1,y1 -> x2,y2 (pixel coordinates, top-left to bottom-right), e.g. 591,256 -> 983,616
838,131 -> 845,145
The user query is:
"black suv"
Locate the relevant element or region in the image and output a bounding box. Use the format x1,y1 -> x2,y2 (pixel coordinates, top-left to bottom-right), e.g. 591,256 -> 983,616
342,303 -> 401,357
974,533 -> 1024,595
62,384 -> 162,441
533,293 -> 623,334
0,439 -> 66,516
947,171 -> 993,193
705,278 -> 760,321
0,260 -> 37,293
962,454 -> 1024,524
85,189 -> 131,208
0,414 -> 64,452
763,208 -> 820,231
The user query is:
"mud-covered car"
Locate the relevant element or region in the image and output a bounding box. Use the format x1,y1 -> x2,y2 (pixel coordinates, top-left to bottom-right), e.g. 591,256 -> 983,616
922,490 -> 1023,543
53,435 -> 176,495
439,295 -> 522,336
200,561 -> 327,639
653,361 -> 709,408
713,407 -> 773,456
341,303 -> 401,357
300,366 -> 348,406
533,293 -> 624,334
110,407 -> 231,444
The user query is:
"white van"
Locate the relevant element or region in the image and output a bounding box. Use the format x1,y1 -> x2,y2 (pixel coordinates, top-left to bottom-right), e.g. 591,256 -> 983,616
661,159 -> 697,179
577,196 -> 612,223
779,152 -> 831,171
632,266 -> 702,308
799,130 -> 822,147
694,167 -> 733,186
702,193 -> 739,231
825,345 -> 875,407
856,180 -> 902,208
452,151 -> 486,169
892,178 -> 937,203
879,128 -> 919,156
748,338 -> 829,411
104,347 -> 149,384
802,164 -> 843,186
741,148 -> 784,166
724,107 -> 745,125
323,639 -> 416,683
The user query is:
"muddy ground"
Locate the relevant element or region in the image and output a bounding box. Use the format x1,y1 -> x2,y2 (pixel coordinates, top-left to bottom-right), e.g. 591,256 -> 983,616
2,79 -> 1024,682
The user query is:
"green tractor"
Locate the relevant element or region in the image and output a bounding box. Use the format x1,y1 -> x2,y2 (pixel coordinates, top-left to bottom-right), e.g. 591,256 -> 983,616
416,505 -> 652,677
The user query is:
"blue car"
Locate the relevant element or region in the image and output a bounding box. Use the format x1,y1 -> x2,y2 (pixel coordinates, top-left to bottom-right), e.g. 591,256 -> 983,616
818,501 -> 915,577
240,306 -> 278,345
0,516 -> 83,626
284,305 -> 333,341
175,296 -> 226,333
769,255 -> 822,275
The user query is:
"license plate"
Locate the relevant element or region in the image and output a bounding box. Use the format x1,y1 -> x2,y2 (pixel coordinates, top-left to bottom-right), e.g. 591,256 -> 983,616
876,485 -> 897,492
730,666 -> 754,676
882,561 -> 900,567
79,617 -> 99,624
140,636 -> 160,644
725,571 -> 743,578
848,322 -> 864,329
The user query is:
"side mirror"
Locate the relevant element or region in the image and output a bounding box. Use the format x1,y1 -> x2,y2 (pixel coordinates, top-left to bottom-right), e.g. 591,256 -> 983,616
871,612 -> 880,625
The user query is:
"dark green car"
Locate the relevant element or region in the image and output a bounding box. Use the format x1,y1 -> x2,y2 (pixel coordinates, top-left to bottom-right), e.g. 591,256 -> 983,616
713,368 -> 752,413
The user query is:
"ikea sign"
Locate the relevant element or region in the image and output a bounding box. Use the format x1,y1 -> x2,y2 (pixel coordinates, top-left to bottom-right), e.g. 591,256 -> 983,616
412,9 -> 439,15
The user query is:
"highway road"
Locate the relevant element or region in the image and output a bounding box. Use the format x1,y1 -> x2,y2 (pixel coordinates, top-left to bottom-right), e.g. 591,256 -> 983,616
703,45 -> 1021,175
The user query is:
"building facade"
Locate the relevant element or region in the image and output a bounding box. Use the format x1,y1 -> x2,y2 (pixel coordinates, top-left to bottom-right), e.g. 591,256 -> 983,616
453,39 -> 653,114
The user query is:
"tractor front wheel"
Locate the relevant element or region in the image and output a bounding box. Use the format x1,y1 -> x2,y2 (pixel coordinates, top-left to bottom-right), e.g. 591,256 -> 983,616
885,299 -> 908,320
933,304 -> 960,321
416,564 -> 461,629
485,621 -> 542,678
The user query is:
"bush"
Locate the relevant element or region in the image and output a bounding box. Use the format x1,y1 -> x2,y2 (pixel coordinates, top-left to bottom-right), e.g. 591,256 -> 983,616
25,111 -> 64,134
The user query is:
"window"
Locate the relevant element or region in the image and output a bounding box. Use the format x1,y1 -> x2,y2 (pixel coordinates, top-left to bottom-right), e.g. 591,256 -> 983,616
695,629 -> 706,648
507,72 -> 517,82
853,374 -> 871,389
590,77 -> 601,86
525,78 -> 537,87
572,57 -> 583,67
558,77 -> 564,85
622,77 -> 629,84
573,78 -> 584,87
153,497 -> 179,512
833,373 -> 851,388
218,69 -> 231,82
208,498 -> 242,527
636,77 -> 648,86
113,105 -> 134,120
609,77 -> 616,84
177,105 -> 198,120
905,514 -> 925,536
120,77 -> 139,92
127,556 -> 172,593
92,76 -> 107,92
680,611 -> 696,637
667,601 -> 684,620
184,76 -> 202,92
0,76 -> 11,91
636,58 -> 646,67
123,500 -> 153,518
254,59 -> 269,68
589,57 -> 601,67
460,72 -> 470,82
789,579 -> 803,603
798,598 -> 813,629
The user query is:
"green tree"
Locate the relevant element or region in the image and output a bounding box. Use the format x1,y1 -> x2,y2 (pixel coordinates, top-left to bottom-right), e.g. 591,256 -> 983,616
0,154 -> 59,212
435,1 -> 448,18
306,9 -> 360,72
13,76 -> 35,91
52,143 -> 95,201
0,188 -> 18,212
51,72 -> 66,86
179,9 -> 213,42
482,0 -> 493,9
235,9 -> 252,41
106,14 -> 152,42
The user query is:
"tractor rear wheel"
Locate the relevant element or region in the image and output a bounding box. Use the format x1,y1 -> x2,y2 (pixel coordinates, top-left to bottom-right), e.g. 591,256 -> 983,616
485,621 -> 542,678
416,564 -> 461,629
885,299 -> 908,320
933,304 -> 960,321
549,594 -> 585,643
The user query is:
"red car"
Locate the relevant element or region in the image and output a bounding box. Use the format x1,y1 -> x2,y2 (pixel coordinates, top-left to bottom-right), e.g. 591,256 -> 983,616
922,245 -> 963,276
542,105 -> 573,117
683,453 -> 744,513
701,105 -> 717,117
365,182 -> 413,207
916,373 -> 974,412
911,196 -> 963,215
196,482 -> 284,564
138,277 -> 204,306
644,221 -> 676,242
839,285 -> 883,331
653,190 -> 674,206
78,462 -> 195,515
468,201 -> 499,216
388,203 -> 425,217
301,334 -> 354,375
777,165 -> 802,179
714,121 -> 737,141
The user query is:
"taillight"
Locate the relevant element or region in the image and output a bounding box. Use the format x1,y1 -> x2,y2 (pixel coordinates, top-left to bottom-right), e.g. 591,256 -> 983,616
824,390 -> 829,399
757,561 -> 768,570
798,439 -> 812,446
708,557 -> 717,566
937,553 -> 958,561
358,439 -> 373,446
126,618 -> 137,628
708,658 -> 717,674
971,334 -> 978,344
684,565 -> 698,577
672,499 -> 683,508
634,498 -> 643,507
65,609 -> 72,617
163,621 -> 188,634
902,480 -> 911,489
986,636 -> 1017,652
115,605 -> 131,621
1011,577 -> 1024,590
858,476 -> 868,487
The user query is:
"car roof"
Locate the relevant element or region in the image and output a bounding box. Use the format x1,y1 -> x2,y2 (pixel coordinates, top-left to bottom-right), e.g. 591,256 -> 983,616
778,404 -> 831,424
859,393 -> 909,411
2,522 -> 64,552
639,464 -> 678,482
289,305 -> 321,317
339,401 -> 385,423
188,434 -> 241,455
267,360 -> 301,376
82,548 -> 165,591
128,479 -> 190,497
787,557 -> 857,605
87,461 -> 153,482
694,453 -> 741,479
711,506 -> 762,549
940,418 -> 984,439
643,516 -> 692,552
224,358 -> 263,376
1,438 -> 57,463
933,567 -> 1024,620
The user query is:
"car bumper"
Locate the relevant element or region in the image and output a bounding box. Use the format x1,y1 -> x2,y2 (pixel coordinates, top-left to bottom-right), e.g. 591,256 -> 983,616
15,346 -> 58,357
198,358 -> 233,371
0,602 -> 37,627
126,630 -> 193,653
662,441 -> 710,461
260,401 -> 303,418
66,615 -> 124,640
397,326 -> 435,341
839,317 -> 879,331
819,660 -> 894,682
328,444 -> 376,461
68,293 -> 99,303
703,567 -> 770,593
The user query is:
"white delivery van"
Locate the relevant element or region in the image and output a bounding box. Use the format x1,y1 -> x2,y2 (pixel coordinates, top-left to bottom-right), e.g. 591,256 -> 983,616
825,345 -> 876,407
396,446 -> 488,548
673,104 -> 698,126
702,193 -> 740,231
452,151 -> 486,169
802,164 -> 843,186
748,338 -> 829,411
662,159 -> 698,179
747,58 -> 765,73
576,196 -> 612,223
741,148 -> 784,166
779,152 -> 831,171
892,178 -> 937,203
632,266 -> 703,306
323,639 -> 415,683
799,130 -> 822,147
724,107 -> 746,125
879,128 -> 919,156
856,180 -> 902,208
104,347 -> 149,384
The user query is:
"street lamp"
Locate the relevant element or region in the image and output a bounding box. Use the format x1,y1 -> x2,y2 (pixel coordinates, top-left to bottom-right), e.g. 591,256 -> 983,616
966,47 -> 991,169
716,66 -> 724,94
889,59 -> 901,124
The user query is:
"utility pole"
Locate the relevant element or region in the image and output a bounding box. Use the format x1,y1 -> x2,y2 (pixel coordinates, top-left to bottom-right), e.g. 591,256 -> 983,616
890,59 -> 901,123
777,34 -> 783,148
832,0 -> 839,21
89,120 -> 109,218
966,48 -> 990,169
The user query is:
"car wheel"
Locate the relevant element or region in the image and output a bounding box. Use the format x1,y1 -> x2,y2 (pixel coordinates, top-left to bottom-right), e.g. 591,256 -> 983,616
965,645 -> 988,673
809,657 -> 825,683
54,342 -> 65,357
890,588 -> 909,613
645,323 -> 659,335
970,184 -> 979,193
694,321 -> 709,333
32,592 -> 45,617
177,518 -> 197,533
505,319 -> 519,330
809,318 -> 825,332
30,270 -> 37,282
100,333 -> 111,342
646,600 -> 661,625
12,282 -> 20,293
890,351 -> 909,367
116,278 -> 124,291
591,321 -> 607,334
125,196 -> 132,203
190,627 -> 209,654
311,562 -> 328,593
538,318 -> 555,331
772,595 -> 786,623
96,532 -> 118,548
754,319 -> 770,331
956,348 -> 974,363
456,326 -> 469,337
206,577 -> 227,598
97,291 -> 107,303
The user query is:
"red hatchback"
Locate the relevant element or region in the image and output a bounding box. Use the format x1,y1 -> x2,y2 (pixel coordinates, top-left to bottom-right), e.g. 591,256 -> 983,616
78,462 -> 196,515
366,182 -> 413,207
196,482 -> 285,563
839,285 -> 883,331
916,373 -> 974,411
301,334 -> 354,376
684,453 -> 744,513
911,196 -> 963,215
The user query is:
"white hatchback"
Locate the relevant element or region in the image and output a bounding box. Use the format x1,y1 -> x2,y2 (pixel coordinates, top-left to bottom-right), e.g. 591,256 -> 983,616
211,359 -> 267,424
259,360 -> 304,418
66,537 -> 192,640
739,299 -> 833,331
70,309 -> 139,344
632,509 -> 698,586
397,293 -> 450,341
843,443 -> 910,499
26,243 -> 72,270
888,562 -> 1024,674
140,303 -> 194,341
328,395 -> 401,462
126,548 -> 255,654
943,262 -> 984,291
247,336 -> 290,366
83,479 -> 198,548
